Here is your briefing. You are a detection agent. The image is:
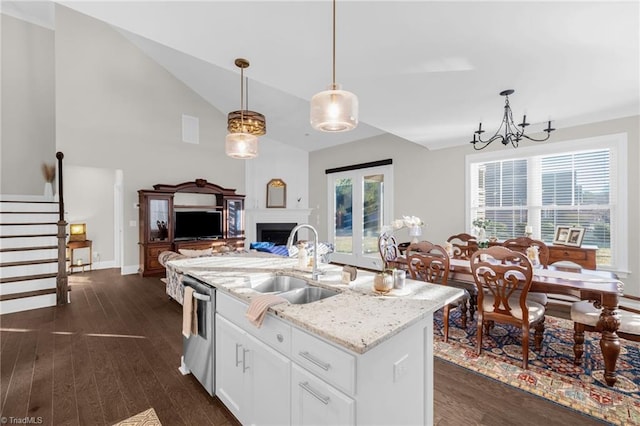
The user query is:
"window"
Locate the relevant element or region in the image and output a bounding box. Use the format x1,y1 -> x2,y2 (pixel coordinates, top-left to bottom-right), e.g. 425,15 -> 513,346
466,134 -> 627,271
327,162 -> 393,269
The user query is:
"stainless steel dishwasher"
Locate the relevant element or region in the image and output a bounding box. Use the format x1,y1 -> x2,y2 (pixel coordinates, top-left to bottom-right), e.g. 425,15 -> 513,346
179,275 -> 215,396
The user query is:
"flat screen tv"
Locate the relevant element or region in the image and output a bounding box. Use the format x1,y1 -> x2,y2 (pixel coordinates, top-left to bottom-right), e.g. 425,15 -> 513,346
174,210 -> 223,240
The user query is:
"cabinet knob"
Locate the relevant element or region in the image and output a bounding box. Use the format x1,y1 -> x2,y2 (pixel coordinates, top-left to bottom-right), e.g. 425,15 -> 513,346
277,333 -> 284,343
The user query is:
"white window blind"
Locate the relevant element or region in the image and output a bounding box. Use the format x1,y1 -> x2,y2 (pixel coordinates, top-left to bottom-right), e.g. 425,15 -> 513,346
467,134 -> 627,271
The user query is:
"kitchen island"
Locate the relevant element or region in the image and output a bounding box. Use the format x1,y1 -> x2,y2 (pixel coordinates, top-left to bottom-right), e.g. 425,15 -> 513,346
169,256 -> 464,425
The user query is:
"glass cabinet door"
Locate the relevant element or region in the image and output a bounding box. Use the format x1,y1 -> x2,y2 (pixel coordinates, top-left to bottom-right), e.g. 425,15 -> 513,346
226,198 -> 244,238
149,198 -> 170,241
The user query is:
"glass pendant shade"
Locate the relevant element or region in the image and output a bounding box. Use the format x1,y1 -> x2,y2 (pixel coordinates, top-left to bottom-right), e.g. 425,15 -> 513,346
310,84 -> 358,132
225,132 -> 258,159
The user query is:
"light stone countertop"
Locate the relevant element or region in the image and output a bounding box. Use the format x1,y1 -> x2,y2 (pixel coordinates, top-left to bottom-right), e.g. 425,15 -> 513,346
169,256 -> 464,354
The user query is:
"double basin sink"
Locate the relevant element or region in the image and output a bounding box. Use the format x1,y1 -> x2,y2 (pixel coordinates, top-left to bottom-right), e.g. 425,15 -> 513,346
251,274 -> 339,304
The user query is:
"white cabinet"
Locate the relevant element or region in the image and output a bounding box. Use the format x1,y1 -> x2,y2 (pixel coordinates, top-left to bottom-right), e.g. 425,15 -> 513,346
215,314 -> 246,421
214,291 -> 432,426
291,363 -> 355,426
216,315 -> 291,426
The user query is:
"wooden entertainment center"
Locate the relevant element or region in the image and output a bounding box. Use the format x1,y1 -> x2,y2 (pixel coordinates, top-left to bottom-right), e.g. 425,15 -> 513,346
138,179 -> 245,276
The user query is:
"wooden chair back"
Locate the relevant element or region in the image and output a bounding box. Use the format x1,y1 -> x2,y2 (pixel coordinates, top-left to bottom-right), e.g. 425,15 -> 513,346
447,233 -> 479,260
405,241 -> 436,256
502,237 -> 550,267
378,232 -> 405,270
470,246 -> 534,322
406,244 -> 450,285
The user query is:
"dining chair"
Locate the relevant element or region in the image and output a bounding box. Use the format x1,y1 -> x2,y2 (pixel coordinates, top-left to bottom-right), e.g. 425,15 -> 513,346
447,233 -> 480,319
447,233 -> 479,260
502,237 -> 550,267
377,231 -> 407,271
470,246 -> 546,369
405,240 -> 436,255
406,245 -> 469,343
571,292 -> 640,365
501,237 -> 549,307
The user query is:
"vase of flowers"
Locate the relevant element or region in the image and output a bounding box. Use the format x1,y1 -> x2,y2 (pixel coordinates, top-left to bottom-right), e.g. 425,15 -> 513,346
392,215 -> 425,244
42,163 -> 55,200
472,218 -> 492,242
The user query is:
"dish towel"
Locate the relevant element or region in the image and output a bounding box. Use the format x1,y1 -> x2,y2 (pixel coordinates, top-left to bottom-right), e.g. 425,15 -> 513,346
182,287 -> 198,337
246,294 -> 288,328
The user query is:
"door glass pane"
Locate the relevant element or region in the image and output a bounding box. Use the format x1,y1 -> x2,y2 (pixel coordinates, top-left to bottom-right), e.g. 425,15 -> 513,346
363,174 -> 384,254
149,199 -> 169,241
228,200 -> 243,238
335,178 -> 353,254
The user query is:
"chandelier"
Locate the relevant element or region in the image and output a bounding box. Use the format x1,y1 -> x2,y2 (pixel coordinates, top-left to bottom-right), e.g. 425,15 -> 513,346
226,58 -> 266,159
310,0 -> 358,132
470,89 -> 555,151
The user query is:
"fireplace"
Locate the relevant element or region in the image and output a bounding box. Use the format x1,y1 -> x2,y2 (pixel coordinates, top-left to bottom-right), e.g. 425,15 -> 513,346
256,223 -> 298,245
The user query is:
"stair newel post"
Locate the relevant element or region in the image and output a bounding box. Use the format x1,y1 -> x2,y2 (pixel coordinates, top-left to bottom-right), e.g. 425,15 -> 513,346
55,152 -> 69,305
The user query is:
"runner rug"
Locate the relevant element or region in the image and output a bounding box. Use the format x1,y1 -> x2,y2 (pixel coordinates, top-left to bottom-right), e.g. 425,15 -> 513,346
433,311 -> 640,425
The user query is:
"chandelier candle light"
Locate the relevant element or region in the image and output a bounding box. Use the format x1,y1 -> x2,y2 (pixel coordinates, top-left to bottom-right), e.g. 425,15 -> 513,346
470,89 -> 555,150
310,0 -> 358,132
226,58 -> 266,159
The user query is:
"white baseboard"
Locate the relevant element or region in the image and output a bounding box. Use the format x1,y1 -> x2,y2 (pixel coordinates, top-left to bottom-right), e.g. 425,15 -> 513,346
121,264 -> 140,275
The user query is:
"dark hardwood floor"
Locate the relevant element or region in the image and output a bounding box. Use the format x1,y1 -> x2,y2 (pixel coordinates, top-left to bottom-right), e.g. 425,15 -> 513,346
0,269 -> 606,425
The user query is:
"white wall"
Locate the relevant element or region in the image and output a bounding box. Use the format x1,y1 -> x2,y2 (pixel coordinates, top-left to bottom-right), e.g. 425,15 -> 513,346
1,13 -> 55,194
54,4 -> 244,272
64,165 -> 117,268
310,116 -> 640,295
53,5 -> 311,273
245,137 -> 308,211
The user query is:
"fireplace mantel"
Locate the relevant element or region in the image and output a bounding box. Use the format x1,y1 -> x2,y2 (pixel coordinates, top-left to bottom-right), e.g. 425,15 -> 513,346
245,208 -> 313,243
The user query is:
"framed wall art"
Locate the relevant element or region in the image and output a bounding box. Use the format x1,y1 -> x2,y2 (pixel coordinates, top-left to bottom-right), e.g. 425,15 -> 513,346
566,227 -> 586,247
553,226 -> 571,245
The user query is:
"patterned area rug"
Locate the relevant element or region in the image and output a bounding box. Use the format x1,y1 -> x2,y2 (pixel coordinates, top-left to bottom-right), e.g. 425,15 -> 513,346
112,408 -> 162,426
433,310 -> 640,425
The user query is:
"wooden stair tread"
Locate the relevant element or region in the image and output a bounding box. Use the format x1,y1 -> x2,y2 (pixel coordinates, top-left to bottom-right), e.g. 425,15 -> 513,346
0,272 -> 57,284
0,222 -> 58,226
0,288 -> 58,302
0,233 -> 57,238
0,200 -> 58,204
0,258 -> 58,268
0,245 -> 57,253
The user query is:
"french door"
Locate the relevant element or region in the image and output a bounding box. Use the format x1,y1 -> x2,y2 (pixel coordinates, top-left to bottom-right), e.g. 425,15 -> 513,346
327,164 -> 393,269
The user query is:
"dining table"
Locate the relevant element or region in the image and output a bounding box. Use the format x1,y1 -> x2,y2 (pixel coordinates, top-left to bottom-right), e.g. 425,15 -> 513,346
447,258 -> 623,387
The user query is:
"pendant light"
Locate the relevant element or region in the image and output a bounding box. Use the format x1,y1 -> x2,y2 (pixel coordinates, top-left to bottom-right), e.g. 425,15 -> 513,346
310,0 -> 358,132
226,58 -> 265,159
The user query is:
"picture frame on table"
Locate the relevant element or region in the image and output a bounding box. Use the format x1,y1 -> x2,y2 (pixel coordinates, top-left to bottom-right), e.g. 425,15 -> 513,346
553,226 -> 571,244
565,227 -> 586,247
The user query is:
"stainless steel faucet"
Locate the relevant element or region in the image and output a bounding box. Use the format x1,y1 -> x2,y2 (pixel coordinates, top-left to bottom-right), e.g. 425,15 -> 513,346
286,224 -> 321,280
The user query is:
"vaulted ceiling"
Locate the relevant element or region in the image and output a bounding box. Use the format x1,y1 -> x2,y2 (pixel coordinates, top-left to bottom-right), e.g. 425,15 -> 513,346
4,1 -> 639,152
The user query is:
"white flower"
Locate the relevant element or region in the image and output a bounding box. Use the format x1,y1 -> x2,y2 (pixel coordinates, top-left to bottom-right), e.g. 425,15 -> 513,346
389,215 -> 425,230
402,215 -> 424,227
392,219 -> 405,230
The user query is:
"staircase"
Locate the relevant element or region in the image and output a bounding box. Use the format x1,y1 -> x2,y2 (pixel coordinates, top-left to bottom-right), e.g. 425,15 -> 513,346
0,195 -> 61,314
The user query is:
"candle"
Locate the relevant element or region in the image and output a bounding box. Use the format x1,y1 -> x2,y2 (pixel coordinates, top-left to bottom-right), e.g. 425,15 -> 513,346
77,259 -> 83,266
525,225 -> 533,234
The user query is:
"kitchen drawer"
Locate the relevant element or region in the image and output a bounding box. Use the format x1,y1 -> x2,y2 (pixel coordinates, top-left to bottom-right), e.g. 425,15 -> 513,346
291,327 -> 356,395
291,363 -> 355,426
216,291 -> 291,356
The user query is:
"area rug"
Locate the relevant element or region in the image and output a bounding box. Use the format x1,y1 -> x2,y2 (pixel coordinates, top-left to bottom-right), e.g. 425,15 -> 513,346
112,408 -> 162,426
433,310 -> 640,425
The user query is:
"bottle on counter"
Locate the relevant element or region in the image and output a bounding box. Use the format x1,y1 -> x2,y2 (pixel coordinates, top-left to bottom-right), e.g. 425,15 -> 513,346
297,242 -> 308,269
